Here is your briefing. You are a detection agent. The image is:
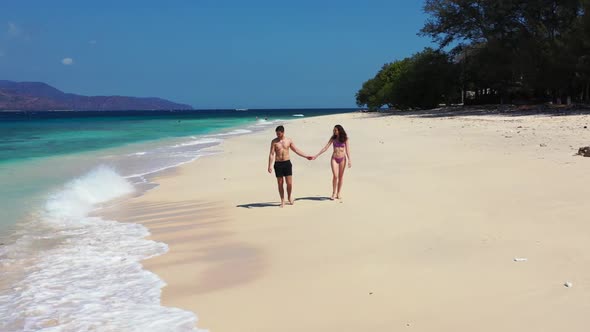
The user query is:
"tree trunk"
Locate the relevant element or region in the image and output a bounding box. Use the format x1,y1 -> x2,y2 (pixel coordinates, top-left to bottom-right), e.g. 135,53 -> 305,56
586,82 -> 590,103
461,88 -> 465,105
566,95 -> 572,105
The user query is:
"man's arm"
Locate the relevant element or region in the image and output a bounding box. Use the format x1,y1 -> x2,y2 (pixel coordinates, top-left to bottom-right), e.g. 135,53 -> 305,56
268,141 -> 275,173
290,140 -> 310,159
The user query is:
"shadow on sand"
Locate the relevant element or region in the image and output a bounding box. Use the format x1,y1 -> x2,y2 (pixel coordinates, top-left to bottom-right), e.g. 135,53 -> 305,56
295,196 -> 332,202
236,202 -> 281,209
368,105 -> 590,119
237,196 -> 333,208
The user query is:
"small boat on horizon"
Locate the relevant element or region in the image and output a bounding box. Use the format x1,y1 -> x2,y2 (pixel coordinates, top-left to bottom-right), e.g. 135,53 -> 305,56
235,108 -> 248,111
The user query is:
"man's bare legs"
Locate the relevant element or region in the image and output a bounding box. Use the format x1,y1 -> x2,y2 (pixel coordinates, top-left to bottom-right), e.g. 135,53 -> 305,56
286,176 -> 294,205
276,177 -> 285,207
330,158 -> 339,200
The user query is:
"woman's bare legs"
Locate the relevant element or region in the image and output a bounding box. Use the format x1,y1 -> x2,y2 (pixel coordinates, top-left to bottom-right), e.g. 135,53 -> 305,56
336,157 -> 346,199
330,158 -> 339,200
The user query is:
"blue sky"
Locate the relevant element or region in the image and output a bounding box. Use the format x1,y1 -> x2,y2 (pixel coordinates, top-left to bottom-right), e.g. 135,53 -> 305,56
0,1 -> 434,109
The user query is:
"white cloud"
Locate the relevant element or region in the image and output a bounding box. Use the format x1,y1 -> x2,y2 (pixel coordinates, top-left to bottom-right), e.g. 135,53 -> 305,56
62,57 -> 74,65
7,22 -> 21,37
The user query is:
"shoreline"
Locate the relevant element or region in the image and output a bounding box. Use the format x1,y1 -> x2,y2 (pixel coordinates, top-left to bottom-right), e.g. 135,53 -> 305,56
101,111 -> 590,331
0,113 -> 296,330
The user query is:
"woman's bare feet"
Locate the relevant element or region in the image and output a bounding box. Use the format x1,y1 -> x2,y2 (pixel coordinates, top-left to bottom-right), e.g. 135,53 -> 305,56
330,194 -> 336,200
280,200 -> 285,208
288,197 -> 295,205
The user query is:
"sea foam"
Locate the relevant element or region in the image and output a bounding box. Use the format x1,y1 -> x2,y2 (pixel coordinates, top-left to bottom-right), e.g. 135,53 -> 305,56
0,166 -> 205,332
171,138 -> 221,148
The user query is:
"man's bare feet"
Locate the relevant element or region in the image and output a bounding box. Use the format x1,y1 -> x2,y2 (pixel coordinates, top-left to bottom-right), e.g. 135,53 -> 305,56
280,200 -> 285,208
330,194 -> 336,200
288,197 -> 294,205
336,194 -> 342,200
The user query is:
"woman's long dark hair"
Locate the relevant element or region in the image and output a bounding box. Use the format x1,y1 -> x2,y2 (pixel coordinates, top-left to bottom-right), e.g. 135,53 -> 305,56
331,124 -> 348,143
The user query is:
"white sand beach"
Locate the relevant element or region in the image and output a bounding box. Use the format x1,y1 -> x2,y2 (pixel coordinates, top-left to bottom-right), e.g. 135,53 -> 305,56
102,110 -> 590,331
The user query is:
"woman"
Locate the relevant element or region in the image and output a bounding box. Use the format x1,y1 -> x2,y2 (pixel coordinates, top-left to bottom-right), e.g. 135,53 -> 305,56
314,125 -> 351,200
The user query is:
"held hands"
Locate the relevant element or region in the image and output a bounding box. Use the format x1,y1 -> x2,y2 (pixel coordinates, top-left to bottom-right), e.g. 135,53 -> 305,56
268,167 -> 272,174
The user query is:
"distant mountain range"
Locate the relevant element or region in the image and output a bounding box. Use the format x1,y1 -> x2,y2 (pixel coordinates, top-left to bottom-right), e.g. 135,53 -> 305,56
0,80 -> 193,111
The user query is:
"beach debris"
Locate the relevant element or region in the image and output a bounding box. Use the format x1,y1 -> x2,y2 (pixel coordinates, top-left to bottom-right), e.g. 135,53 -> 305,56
584,126 -> 587,129
564,281 -> 573,288
577,146 -> 590,157
369,292 -> 373,295
513,257 -> 528,262
540,143 -> 547,147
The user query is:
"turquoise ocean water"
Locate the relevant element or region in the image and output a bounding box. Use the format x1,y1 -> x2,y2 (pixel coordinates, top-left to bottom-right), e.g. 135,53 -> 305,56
0,108 -> 353,331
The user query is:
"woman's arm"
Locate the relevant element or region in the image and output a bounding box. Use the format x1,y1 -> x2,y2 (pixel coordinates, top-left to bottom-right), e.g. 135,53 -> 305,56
345,139 -> 351,168
314,139 -> 333,158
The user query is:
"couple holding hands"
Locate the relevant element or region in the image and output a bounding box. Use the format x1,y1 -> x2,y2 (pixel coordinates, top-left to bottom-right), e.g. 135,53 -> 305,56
267,124 -> 351,207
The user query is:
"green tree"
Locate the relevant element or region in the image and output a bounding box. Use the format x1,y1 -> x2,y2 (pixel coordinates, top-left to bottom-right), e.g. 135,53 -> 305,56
358,0 -> 590,108
356,48 -> 458,110
572,0 -> 590,101
356,59 -> 412,110
421,0 -> 586,104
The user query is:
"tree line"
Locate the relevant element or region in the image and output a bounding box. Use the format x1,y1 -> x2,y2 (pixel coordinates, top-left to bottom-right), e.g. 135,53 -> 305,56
357,0 -> 590,110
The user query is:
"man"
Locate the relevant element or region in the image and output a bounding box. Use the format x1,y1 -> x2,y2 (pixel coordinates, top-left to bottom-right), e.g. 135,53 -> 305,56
268,125 -> 312,207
